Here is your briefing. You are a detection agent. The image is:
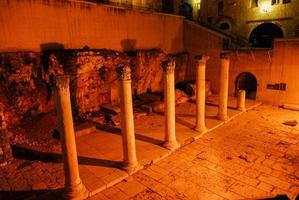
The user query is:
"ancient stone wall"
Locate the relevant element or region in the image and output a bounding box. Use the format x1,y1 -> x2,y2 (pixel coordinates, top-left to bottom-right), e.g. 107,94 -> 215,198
0,49 -> 188,127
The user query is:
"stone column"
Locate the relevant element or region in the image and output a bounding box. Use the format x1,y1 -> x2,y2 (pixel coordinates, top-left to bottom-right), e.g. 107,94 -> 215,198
217,53 -> 230,121
116,66 -> 140,174
161,60 -> 179,150
237,90 -> 246,111
194,55 -> 209,133
53,75 -> 88,200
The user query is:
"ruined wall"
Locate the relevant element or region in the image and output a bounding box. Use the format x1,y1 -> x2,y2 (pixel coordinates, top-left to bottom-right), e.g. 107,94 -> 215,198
0,0 -> 184,53
0,49 -> 187,127
228,38 -> 299,105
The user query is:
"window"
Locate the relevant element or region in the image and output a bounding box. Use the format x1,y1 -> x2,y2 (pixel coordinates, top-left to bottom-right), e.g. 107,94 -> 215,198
272,0 -> 280,5
218,1 -> 224,16
251,0 -> 258,7
219,23 -> 230,30
283,0 -> 291,3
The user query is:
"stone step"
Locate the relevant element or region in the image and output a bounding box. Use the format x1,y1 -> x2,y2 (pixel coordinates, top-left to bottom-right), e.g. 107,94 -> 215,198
75,122 -> 97,137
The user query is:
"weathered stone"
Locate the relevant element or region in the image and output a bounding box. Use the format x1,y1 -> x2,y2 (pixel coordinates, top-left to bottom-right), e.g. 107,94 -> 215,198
175,89 -> 189,105
137,93 -> 162,104
101,104 -> 121,115
141,105 -> 153,113
75,122 -> 97,137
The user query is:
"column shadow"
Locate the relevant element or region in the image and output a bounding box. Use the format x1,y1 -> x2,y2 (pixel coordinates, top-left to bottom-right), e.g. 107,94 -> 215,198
96,125 -> 163,145
11,145 -> 121,168
0,188 -> 63,200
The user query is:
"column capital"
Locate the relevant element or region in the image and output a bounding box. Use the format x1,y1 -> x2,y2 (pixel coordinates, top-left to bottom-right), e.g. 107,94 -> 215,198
220,52 -> 230,59
195,55 -> 210,64
161,60 -> 175,74
55,75 -> 70,92
116,65 -> 131,81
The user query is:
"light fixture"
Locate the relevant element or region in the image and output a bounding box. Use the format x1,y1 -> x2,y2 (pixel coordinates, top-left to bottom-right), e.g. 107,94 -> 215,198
260,0 -> 271,12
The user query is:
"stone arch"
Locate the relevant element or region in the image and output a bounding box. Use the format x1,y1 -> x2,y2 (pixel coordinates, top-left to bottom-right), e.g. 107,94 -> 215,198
249,23 -> 284,48
235,72 -> 257,100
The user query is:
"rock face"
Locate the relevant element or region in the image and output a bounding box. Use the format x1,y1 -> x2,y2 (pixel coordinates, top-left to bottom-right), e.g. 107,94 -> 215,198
0,52 -> 53,126
0,49 -> 189,127
0,106 -> 12,166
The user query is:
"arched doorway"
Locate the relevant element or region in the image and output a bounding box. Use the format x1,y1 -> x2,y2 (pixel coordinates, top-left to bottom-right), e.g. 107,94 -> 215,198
249,23 -> 284,48
235,72 -> 257,100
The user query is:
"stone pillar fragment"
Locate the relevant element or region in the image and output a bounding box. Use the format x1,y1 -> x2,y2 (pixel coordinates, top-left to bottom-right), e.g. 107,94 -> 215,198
194,55 -> 209,133
237,90 -> 246,111
53,75 -> 88,200
116,66 -> 140,174
161,60 -> 179,150
217,53 -> 230,121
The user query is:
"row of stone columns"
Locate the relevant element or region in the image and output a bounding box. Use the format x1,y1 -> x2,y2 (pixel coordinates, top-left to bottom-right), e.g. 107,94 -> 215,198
53,53 -> 246,199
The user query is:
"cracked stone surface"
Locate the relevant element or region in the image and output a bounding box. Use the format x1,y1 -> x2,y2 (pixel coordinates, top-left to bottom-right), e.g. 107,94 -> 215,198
90,105 -> 299,200
0,105 -> 298,199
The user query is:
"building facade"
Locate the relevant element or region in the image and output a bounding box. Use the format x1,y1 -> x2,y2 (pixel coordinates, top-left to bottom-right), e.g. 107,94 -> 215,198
199,0 -> 299,47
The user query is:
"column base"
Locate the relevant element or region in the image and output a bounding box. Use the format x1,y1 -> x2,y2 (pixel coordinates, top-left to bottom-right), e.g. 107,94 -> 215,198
192,125 -> 207,134
64,180 -> 89,200
238,107 -> 246,112
121,161 -> 142,175
162,140 -> 180,151
217,114 -> 228,122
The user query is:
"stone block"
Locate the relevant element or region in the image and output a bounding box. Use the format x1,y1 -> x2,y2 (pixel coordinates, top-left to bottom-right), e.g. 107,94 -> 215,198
75,122 -> 97,137
100,104 -> 120,115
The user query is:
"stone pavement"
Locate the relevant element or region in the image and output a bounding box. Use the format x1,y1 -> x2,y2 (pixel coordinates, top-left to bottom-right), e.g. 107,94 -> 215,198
90,105 -> 299,200
0,98 -> 260,199
76,97 -> 260,196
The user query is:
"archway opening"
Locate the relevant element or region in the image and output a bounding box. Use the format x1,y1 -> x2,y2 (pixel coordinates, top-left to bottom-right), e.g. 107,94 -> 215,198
249,23 -> 284,48
235,72 -> 257,100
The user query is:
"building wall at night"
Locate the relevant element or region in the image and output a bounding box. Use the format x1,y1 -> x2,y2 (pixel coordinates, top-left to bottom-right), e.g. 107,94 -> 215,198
200,0 -> 299,44
227,38 -> 299,105
0,0 -> 225,92
0,0 -> 184,53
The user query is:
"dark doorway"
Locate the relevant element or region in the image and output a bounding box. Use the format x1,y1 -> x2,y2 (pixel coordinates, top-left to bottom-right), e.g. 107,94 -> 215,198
235,72 -> 257,99
179,2 -> 193,20
162,0 -> 174,13
249,23 -> 284,48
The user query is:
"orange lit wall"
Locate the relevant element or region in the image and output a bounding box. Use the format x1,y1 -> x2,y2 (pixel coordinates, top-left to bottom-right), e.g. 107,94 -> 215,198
0,0 -> 184,53
0,0 -> 225,93
228,38 -> 299,105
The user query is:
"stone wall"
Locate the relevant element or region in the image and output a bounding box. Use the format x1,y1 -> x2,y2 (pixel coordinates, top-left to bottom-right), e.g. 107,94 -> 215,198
0,49 -> 188,127
227,38 -> 299,105
0,0 -> 184,53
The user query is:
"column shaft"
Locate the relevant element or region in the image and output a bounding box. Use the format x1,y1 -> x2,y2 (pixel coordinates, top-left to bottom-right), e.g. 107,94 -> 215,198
218,54 -> 230,121
116,66 -> 140,174
54,76 -> 88,200
119,80 -> 138,169
161,60 -> 179,150
194,55 -> 209,133
237,90 -> 246,111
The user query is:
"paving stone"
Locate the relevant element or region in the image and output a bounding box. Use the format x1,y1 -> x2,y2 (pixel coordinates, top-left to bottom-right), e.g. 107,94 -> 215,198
102,186 -> 129,200
115,178 -> 146,197
258,174 -> 292,191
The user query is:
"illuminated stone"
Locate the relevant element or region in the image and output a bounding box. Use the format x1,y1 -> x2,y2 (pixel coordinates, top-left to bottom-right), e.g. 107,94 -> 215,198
116,65 -> 141,174
161,60 -> 179,150
194,55 -> 209,133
